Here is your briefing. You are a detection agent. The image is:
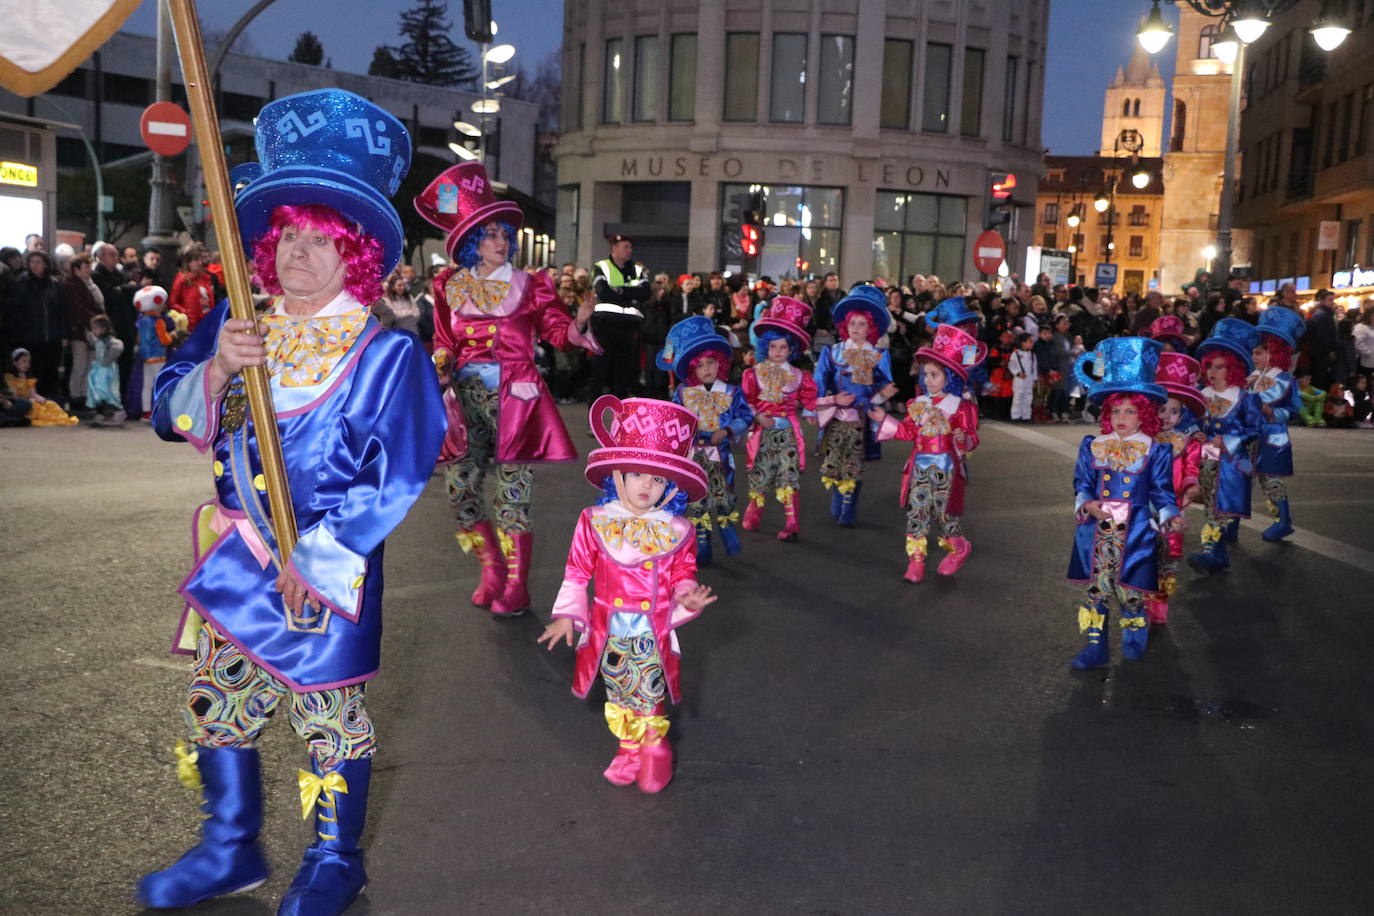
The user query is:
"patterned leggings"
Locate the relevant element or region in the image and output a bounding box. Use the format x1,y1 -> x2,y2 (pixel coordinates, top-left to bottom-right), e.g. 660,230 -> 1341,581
1258,473 -> 1287,516
905,463 -> 963,540
185,624 -> 375,766
601,635 -> 666,714
819,420 -> 863,484
1085,520 -> 1144,618
445,375 -> 534,532
747,427 -> 800,495
686,447 -> 737,520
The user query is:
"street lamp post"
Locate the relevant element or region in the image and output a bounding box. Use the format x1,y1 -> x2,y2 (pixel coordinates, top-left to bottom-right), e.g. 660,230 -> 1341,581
1101,129 -> 1145,269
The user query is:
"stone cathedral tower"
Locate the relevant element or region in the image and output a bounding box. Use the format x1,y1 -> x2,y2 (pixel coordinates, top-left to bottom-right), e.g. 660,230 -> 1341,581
1100,44 -> 1166,157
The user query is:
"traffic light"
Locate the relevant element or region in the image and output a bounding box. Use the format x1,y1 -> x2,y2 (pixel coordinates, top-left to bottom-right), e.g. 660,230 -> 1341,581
985,172 -> 1017,230
463,0 -> 494,42
742,223 -> 762,257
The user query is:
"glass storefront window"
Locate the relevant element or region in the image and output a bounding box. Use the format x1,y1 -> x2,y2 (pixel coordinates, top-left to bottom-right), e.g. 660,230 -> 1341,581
720,182 -> 844,276
873,191 -> 968,283
881,39 -> 913,130
817,35 -> 854,126
961,48 -> 985,138
603,38 -> 623,124
770,33 -> 807,123
724,33 -> 760,122
633,36 -> 659,122
556,184 -> 580,265
669,34 -> 697,122
921,43 -> 952,133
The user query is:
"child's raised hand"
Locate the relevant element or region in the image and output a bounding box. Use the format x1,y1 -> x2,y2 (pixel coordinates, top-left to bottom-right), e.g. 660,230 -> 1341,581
678,584 -> 717,611
537,617 -> 576,650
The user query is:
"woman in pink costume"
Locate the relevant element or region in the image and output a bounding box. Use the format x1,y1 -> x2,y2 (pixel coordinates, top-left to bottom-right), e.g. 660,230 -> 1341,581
1146,352 -> 1205,624
415,162 -> 599,617
539,396 -> 715,793
869,323 -> 986,583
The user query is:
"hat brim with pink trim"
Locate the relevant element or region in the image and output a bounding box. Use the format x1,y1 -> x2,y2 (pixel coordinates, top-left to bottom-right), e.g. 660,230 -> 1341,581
915,340 -> 987,381
584,449 -> 708,504
1160,383 -> 1206,416
752,317 -> 811,351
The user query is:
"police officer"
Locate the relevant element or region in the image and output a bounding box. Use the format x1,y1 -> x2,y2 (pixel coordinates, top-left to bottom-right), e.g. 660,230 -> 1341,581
590,234 -> 651,398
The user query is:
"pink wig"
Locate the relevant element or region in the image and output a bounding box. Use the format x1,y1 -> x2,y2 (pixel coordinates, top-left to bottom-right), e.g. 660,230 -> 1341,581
1260,335 -> 1294,372
251,204 -> 386,304
686,347 -> 731,383
837,311 -> 881,345
1201,350 -> 1249,389
1100,392 -> 1162,438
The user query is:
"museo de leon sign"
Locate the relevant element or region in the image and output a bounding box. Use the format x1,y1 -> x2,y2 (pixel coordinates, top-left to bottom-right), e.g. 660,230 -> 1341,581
617,153 -> 954,190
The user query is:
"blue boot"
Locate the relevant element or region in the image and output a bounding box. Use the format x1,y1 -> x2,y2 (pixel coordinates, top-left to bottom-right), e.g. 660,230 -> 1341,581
1223,518 -> 1240,544
279,756 -> 372,916
137,744 -> 270,908
691,515 -> 713,566
717,517 -> 742,556
1188,522 -> 1231,575
837,483 -> 860,528
829,485 -> 843,518
1261,499 -> 1294,542
1071,604 -> 1110,670
1120,611 -> 1149,660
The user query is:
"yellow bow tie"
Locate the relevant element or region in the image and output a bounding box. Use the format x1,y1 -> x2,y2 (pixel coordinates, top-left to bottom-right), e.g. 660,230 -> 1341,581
592,514 -> 679,554
298,768 -> 350,820
260,309 -> 369,388
447,271 -> 511,314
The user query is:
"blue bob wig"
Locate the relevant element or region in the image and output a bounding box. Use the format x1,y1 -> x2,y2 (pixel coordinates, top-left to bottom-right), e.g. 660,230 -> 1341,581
754,328 -> 801,365
455,221 -> 521,268
596,474 -> 689,515
916,359 -> 967,399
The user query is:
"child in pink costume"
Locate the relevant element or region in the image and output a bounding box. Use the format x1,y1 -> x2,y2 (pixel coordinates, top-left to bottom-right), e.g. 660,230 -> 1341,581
1147,352 -> 1205,624
869,323 -> 986,583
540,396 -> 716,794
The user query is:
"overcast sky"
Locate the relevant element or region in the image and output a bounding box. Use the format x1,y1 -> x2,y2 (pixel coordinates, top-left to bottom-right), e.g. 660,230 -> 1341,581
121,0 -> 1179,155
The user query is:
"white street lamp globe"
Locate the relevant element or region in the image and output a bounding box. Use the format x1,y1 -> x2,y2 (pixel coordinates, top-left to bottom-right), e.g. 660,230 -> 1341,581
1093,195 -> 1110,213
1311,24 -> 1351,51
1137,4 -> 1173,54
1202,244 -> 1218,260
486,74 -> 516,90
471,99 -> 501,114
1067,245 -> 1077,254
1131,170 -> 1150,189
484,44 -> 516,64
1211,25 -> 1240,63
453,120 -> 482,137
1232,15 -> 1270,45
1066,213 -> 1081,227
448,142 -> 479,161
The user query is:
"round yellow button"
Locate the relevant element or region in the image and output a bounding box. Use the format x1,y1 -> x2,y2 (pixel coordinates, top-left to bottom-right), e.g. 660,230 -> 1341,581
466,326 -> 475,335
1123,490 -> 1131,498
175,414 -> 193,431
640,600 -> 650,610
253,474 -> 266,492
487,324 -> 496,333
613,598 -> 623,607
213,460 -> 224,477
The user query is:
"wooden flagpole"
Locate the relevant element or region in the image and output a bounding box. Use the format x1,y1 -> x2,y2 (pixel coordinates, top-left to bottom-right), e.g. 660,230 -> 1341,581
166,0 -> 299,569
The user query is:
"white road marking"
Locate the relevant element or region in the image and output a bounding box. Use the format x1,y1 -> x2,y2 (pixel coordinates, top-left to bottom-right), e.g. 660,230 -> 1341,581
986,422 -> 1374,574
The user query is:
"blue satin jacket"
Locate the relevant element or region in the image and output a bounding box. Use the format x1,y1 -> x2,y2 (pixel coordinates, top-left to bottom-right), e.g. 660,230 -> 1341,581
154,300 -> 446,692
1247,369 -> 1300,476
813,342 -> 894,410
1067,434 -> 1179,594
1197,386 -> 1263,517
671,380 -> 752,485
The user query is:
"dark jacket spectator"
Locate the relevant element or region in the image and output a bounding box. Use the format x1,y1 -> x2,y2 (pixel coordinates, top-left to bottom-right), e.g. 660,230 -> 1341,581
1304,293 -> 1339,388
9,252 -> 66,397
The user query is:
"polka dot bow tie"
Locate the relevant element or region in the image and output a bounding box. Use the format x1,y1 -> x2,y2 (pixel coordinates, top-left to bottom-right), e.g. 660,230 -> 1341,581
260,309 -> 369,388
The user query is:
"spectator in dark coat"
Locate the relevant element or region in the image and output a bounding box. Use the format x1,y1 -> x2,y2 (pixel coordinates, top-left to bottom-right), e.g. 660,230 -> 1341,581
1305,289 -> 1340,388
9,251 -> 66,399
91,242 -> 138,394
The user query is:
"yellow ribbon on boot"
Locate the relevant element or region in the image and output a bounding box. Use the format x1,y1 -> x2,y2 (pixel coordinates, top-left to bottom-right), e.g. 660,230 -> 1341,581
604,703 -> 670,742
298,768 -> 349,821
905,536 -> 928,558
260,308 -> 369,388
1200,521 -> 1224,547
174,740 -> 202,794
719,510 -> 740,525
748,491 -> 765,508
775,486 -> 796,504
690,514 -> 714,531
1078,605 -> 1105,632
455,529 -> 486,554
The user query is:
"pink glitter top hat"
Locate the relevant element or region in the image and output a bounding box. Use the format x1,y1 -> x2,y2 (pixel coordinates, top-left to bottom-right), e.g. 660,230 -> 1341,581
1148,314 -> 1188,349
915,323 -> 988,381
1155,351 -> 1205,416
752,296 -> 813,351
585,395 -> 708,503
413,161 -> 524,260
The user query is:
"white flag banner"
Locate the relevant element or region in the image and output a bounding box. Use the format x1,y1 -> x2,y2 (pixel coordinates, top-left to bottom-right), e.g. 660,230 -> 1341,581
0,0 -> 139,97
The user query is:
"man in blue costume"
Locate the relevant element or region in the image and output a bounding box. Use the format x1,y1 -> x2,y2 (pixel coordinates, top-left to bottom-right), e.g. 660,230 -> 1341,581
137,89 -> 446,916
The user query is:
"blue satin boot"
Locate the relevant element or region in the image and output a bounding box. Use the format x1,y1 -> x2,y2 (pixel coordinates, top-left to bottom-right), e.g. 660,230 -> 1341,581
136,744 -> 270,908
1119,610 -> 1149,660
837,482 -> 860,528
279,756 -> 372,916
1188,522 -> 1231,575
717,516 -> 742,556
1223,518 -> 1240,544
1070,604 -> 1110,670
829,485 -> 843,518
1261,499 -> 1294,542
691,515 -> 713,566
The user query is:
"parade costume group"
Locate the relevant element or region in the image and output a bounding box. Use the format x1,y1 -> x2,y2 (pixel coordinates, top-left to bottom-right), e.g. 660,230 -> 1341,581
133,87 -> 1317,914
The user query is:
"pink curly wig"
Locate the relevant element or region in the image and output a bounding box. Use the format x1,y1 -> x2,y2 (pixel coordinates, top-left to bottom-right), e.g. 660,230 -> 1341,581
1100,392 -> 1162,438
1259,335 -> 1294,372
1201,350 -> 1249,389
251,204 -> 385,304
686,347 -> 731,383
836,310 -> 881,345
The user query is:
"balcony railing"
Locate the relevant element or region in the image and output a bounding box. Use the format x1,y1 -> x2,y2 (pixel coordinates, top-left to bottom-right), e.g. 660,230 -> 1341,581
1128,213 -> 1150,227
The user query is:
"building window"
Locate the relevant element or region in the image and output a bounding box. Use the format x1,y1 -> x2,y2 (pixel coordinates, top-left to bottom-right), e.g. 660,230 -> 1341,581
632,36 -> 660,122
961,48 -> 985,137
719,183 -> 844,276
1042,232 -> 1058,249
1042,202 -> 1059,225
770,33 -> 807,123
1099,235 -> 1111,258
1003,56 -> 1019,142
1345,218 -> 1361,268
817,35 -> 854,126
1358,84 -> 1373,156
1129,235 -> 1144,258
1122,98 -> 1131,117
669,34 -> 697,122
1129,204 -> 1148,226
556,184 -> 580,265
1072,233 -> 1085,251
1199,24 -> 1219,59
922,42 -> 952,132
872,191 -> 967,282
1047,169 -> 1065,183
880,39 -> 913,129
1338,92 -> 1353,162
723,33 -> 759,122
602,38 -> 624,124
566,43 -> 585,130
103,72 -> 151,107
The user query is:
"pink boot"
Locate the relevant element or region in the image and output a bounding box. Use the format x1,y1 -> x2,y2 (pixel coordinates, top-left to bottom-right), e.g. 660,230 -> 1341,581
490,531 -> 532,617
903,537 -> 927,583
936,536 -> 972,576
741,493 -> 763,531
777,488 -> 800,541
636,715 -> 674,794
1145,595 -> 1170,625
459,521 -> 506,608
602,703 -> 641,785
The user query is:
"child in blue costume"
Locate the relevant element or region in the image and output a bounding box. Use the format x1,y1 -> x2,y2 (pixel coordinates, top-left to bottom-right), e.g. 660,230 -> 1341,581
1066,337 -> 1182,669
1247,306 -> 1306,543
813,284 -> 897,526
1187,318 -> 1264,575
136,90 -> 446,916
660,316 -> 753,563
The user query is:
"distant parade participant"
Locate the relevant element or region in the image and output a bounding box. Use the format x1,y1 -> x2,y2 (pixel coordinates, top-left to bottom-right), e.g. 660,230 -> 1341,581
1247,307 -> 1306,543
659,316 -> 753,564
870,323 -> 986,583
137,90 -> 445,916
590,233 -> 651,398
539,396 -> 716,794
1187,319 -> 1264,575
740,297 -> 818,541
1065,337 -> 1181,669
414,161 -> 599,618
1146,352 -> 1206,625
813,285 -> 897,527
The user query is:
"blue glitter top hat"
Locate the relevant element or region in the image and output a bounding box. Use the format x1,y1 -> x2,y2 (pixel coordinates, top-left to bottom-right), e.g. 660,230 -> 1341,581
924,295 -> 982,330
1256,305 -> 1306,347
656,316 -> 732,379
230,89 -> 412,275
1196,317 -> 1261,373
1073,336 -> 1167,404
831,284 -> 892,341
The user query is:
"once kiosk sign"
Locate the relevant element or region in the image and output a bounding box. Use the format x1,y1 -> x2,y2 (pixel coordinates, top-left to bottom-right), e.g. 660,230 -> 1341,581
0,161 -> 38,187
617,153 -> 954,190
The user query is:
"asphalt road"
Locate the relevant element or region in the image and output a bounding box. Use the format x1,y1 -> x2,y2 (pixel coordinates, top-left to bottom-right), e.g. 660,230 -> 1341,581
2,411 -> 1372,915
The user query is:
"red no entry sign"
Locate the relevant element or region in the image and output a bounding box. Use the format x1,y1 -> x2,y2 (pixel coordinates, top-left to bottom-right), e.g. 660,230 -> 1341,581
140,102 -> 192,156
972,229 -> 1006,276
